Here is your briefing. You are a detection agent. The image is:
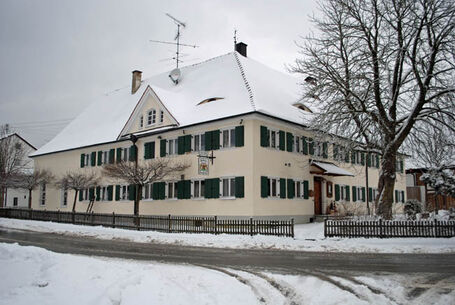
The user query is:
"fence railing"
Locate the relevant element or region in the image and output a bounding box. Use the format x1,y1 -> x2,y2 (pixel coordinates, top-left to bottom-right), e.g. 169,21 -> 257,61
324,219 -> 455,238
0,208 -> 294,238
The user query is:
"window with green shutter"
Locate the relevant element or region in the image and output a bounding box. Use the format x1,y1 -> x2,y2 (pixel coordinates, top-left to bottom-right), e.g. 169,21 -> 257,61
335,184 -> 340,201
235,126 -> 244,147
116,148 -> 122,163
352,186 -> 357,202
160,139 -> 167,157
97,151 -> 103,166
302,137 -> 308,155
144,142 -> 155,160
401,190 -> 405,203
279,131 -> 285,151
286,132 -> 294,152
361,187 -> 366,202
177,180 -> 185,199
280,178 -> 286,198
90,152 -> 96,167
115,185 -> 120,201
234,176 -> 244,198
345,185 -> 350,201
184,135 -> 192,152
212,130 -> 220,150
204,178 -> 212,199
80,154 -> 85,168
128,185 -> 136,201
261,176 -> 269,198
287,179 -> 294,198
129,145 -> 137,162
303,180 -> 309,199
107,185 -> 113,201
368,187 -> 373,202
109,149 -> 115,164
308,138 -> 314,155
395,190 -> 399,203
177,136 -> 185,155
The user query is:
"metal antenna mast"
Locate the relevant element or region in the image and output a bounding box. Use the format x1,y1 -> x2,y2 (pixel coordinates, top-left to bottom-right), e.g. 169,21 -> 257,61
150,13 -> 199,69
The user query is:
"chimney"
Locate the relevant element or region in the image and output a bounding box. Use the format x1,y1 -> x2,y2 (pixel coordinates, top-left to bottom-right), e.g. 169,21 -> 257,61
131,70 -> 142,94
235,42 -> 247,57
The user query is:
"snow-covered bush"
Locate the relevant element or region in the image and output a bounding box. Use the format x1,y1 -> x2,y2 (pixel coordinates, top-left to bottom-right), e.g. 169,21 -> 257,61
404,200 -> 423,220
420,167 -> 455,197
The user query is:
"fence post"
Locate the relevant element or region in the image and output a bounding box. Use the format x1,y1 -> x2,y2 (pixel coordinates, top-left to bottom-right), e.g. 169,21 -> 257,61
112,212 -> 116,228
291,218 -> 294,238
168,214 -> 171,233
250,217 -> 253,236
379,219 -> 383,238
72,211 -> 75,224
324,218 -> 327,237
214,216 -> 218,235
434,219 -> 438,237
57,210 -> 60,222
29,208 -> 32,220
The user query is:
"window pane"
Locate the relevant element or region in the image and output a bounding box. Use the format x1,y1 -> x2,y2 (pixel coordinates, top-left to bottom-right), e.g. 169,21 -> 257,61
144,185 -> 149,199
272,179 -> 276,197
168,183 -> 173,198
174,182 -> 178,198
223,178 -> 229,196
223,130 -> 229,147
194,135 -> 200,151
296,182 -> 301,197
201,180 -> 205,197
194,181 -> 199,198
230,129 -> 235,147
174,140 -> 178,154
230,178 -> 235,197
169,140 -> 174,155
201,134 -> 205,151
271,131 -> 276,148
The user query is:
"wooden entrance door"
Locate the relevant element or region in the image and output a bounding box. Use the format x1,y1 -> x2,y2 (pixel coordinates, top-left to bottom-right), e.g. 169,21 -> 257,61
314,178 -> 322,215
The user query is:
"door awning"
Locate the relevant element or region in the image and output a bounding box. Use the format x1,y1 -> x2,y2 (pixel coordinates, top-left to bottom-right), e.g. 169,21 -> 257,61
310,161 -> 354,177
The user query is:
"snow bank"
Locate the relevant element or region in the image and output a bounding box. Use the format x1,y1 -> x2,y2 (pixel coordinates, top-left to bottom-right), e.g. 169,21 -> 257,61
1,218 -> 455,253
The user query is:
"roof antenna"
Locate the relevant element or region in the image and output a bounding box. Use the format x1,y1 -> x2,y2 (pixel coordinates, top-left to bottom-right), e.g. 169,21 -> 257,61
150,13 -> 199,70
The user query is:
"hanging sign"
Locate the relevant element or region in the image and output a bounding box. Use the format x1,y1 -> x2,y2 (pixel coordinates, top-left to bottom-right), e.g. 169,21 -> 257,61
198,155 -> 209,175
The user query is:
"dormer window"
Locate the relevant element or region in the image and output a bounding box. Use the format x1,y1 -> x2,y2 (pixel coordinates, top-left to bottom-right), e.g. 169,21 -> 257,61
139,115 -> 144,128
147,109 -> 156,125
293,103 -> 313,113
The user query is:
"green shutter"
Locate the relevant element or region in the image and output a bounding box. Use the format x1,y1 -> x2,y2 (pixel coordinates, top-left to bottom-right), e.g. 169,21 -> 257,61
367,153 -> 371,167
160,182 -> 166,200
144,142 -> 150,159
400,160 -> 404,173
278,131 -> 285,151
129,145 -> 137,162
234,177 -> 244,198
205,179 -> 212,199
376,154 -> 380,168
395,190 -> 399,203
152,183 -> 160,200
185,135 -> 192,152
96,186 -> 101,201
212,130 -> 220,150
286,132 -> 294,152
235,126 -> 244,147
401,190 -> 405,203
361,187 -> 366,202
80,154 -> 85,168
128,185 -> 136,201
205,131 -> 212,151
89,187 -> 95,200
309,138 -> 314,155
79,189 -> 83,201
345,186 -> 350,201
333,145 -> 338,160
360,152 -> 365,165
260,126 -> 269,147
302,137 -> 308,155
261,176 -> 268,198
322,142 -> 328,159
303,180 -> 309,199
91,152 -> 96,166
116,148 -> 122,163
107,185 -> 113,201
280,178 -> 286,198
212,178 -> 220,198
184,180 -> 191,199
352,186 -> 357,202
287,179 -> 294,199
115,185 -> 120,201
150,142 -> 155,159
368,187 -> 373,202
335,184 -> 340,201
160,139 -> 167,157
97,151 -> 103,166
351,151 -> 356,164
109,149 -> 115,164
177,136 -> 185,155
177,181 -> 184,199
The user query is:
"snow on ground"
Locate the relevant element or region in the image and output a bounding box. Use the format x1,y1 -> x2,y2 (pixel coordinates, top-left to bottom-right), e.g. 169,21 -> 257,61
2,243 -> 453,305
1,218 -> 455,253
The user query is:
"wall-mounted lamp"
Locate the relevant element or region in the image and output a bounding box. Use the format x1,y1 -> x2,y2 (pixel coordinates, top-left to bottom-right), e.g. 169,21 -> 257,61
240,119 -> 243,125
158,136 -> 162,139
182,130 -> 185,135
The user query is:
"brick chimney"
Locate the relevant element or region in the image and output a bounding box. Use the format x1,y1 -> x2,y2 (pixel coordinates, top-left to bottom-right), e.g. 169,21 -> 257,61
235,42 -> 247,57
131,70 -> 142,94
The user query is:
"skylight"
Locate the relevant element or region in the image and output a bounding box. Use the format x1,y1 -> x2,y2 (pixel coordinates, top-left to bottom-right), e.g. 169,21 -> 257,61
293,103 -> 313,113
197,97 -> 224,106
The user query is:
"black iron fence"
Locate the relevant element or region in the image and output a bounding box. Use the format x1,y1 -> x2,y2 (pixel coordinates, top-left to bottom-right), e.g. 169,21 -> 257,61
324,218 -> 455,238
0,208 -> 294,237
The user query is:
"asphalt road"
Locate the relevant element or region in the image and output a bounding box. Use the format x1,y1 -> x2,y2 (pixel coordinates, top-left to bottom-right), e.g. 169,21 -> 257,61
1,227 -> 455,275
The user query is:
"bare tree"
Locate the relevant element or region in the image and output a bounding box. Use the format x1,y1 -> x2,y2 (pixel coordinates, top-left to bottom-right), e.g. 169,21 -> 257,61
0,125 -> 30,204
55,171 -> 99,212
292,0 -> 455,218
8,169 -> 54,209
103,159 -> 190,216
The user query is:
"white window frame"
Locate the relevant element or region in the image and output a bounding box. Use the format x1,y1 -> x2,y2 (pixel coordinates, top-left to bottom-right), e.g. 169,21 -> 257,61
168,138 -> 178,156
84,153 -> 91,167
353,186 -> 362,202
294,136 -> 301,153
340,184 -> 347,201
192,179 -> 205,199
313,141 -> 325,157
60,188 -> 68,207
39,183 -> 46,206
118,185 -> 129,201
99,186 -> 109,201
121,147 -> 130,162
268,177 -> 281,198
166,181 -> 178,200
143,183 -> 153,200
193,133 -> 205,152
268,129 -> 280,150
220,127 -> 236,149
220,177 -> 236,199
294,180 -> 303,198
147,109 -> 156,126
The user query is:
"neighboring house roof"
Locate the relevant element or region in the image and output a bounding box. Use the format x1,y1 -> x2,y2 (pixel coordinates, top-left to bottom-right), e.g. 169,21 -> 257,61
31,52 -> 312,157
0,133 -> 37,151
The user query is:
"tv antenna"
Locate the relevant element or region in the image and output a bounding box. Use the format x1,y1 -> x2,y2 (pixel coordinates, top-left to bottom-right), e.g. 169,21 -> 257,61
150,13 -> 199,69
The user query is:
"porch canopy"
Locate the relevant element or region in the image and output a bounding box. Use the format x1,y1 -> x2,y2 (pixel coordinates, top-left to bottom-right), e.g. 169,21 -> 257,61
310,161 -> 354,177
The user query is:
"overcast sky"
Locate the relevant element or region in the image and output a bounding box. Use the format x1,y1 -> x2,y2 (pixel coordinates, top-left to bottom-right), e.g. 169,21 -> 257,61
0,0 -> 318,148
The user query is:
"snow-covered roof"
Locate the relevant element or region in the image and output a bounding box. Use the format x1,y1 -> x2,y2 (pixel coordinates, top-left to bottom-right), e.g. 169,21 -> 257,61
311,161 -> 354,177
32,52 -> 311,157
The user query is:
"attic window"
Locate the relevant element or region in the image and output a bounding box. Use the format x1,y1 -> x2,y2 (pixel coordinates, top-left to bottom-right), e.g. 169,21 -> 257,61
197,97 -> 224,106
293,103 -> 313,113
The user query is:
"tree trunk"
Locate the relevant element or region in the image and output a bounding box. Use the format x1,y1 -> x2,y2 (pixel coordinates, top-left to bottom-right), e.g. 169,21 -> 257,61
134,185 -> 142,216
376,149 -> 397,219
28,189 -> 32,209
72,190 -> 78,212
